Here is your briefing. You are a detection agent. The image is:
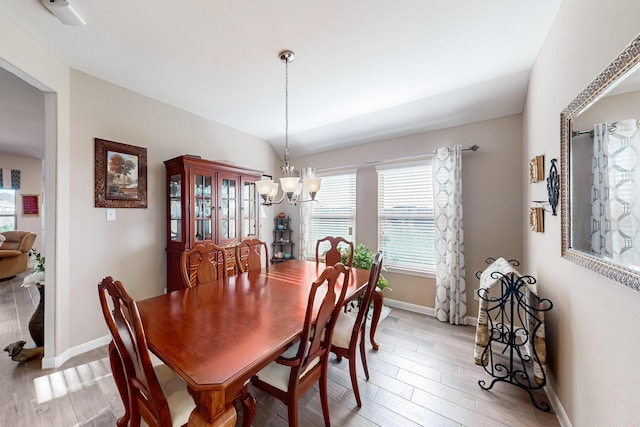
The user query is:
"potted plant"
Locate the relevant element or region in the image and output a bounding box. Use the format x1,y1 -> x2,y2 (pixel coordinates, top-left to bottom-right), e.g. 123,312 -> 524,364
24,248 -> 45,286
339,243 -> 390,292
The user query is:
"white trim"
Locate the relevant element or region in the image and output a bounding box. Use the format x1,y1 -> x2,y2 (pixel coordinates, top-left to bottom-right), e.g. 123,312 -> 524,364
386,266 -> 436,279
384,298 -> 478,326
545,375 -> 572,427
315,168 -> 358,177
41,334 -> 111,369
465,315 -> 478,326
384,298 -> 435,316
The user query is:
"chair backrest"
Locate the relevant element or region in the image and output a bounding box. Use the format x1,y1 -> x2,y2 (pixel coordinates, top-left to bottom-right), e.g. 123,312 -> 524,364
180,243 -> 228,288
315,236 -> 354,267
235,238 -> 269,273
98,276 -> 172,426
351,251 -> 383,341
293,262 -> 350,381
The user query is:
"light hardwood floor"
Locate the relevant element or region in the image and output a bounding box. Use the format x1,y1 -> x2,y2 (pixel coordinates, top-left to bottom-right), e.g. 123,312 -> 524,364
0,273 -> 560,426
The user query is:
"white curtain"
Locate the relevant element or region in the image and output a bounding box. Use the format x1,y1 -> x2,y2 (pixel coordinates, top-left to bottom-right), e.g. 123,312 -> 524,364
298,167 -> 314,260
591,119 -> 640,266
433,145 -> 467,325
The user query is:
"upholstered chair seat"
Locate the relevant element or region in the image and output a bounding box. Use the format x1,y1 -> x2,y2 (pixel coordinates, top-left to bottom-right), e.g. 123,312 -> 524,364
331,313 -> 358,349
152,364 -> 195,427
253,339 -> 320,392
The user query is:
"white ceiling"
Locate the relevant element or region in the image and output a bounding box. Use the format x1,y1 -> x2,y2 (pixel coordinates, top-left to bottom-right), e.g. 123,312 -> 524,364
0,1 -> 562,160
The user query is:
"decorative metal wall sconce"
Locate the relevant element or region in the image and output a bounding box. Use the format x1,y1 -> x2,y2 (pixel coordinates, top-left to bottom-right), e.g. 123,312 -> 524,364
529,207 -> 544,232
529,155 -> 544,183
547,159 -> 559,216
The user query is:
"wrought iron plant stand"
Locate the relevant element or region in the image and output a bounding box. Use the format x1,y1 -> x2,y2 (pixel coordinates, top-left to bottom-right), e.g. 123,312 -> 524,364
475,258 -> 554,411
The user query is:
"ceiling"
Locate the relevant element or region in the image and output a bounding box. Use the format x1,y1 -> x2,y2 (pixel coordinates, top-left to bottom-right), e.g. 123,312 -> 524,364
0,1 -> 562,160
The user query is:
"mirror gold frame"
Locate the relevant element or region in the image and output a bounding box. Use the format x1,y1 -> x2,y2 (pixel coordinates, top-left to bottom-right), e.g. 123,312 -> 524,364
560,34 -> 640,292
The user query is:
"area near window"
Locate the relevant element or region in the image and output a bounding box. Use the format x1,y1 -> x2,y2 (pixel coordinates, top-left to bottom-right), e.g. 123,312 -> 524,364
377,161 -> 435,275
0,189 -> 17,231
305,172 -> 356,258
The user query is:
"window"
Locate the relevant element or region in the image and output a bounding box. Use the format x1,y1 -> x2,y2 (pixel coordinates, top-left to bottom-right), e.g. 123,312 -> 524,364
306,172 -> 356,258
377,161 -> 435,274
0,189 -> 17,231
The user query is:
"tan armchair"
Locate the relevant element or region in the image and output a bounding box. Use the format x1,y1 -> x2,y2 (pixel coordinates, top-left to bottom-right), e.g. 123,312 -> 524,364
0,231 -> 37,280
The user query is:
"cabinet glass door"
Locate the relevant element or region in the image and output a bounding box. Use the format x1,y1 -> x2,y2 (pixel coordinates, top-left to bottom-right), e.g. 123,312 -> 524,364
169,174 -> 182,242
194,173 -> 213,241
242,180 -> 257,238
219,173 -> 237,244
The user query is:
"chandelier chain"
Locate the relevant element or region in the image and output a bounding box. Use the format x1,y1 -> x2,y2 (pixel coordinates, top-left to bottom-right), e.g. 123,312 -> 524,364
255,49 -> 321,206
284,56 -> 289,168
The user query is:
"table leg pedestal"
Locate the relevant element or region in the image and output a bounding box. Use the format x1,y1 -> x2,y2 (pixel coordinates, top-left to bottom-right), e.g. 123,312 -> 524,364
370,289 -> 384,350
188,388 -> 237,427
240,388 -> 256,427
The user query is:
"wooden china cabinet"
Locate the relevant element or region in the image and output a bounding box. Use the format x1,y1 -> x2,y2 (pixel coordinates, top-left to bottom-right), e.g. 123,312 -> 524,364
164,155 -> 263,292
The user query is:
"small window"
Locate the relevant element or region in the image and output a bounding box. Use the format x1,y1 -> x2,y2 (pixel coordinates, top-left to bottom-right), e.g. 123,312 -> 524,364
0,189 -> 17,231
377,161 -> 435,274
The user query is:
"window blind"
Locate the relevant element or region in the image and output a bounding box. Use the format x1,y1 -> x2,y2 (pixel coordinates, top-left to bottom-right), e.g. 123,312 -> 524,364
306,172 -> 356,258
377,161 -> 435,274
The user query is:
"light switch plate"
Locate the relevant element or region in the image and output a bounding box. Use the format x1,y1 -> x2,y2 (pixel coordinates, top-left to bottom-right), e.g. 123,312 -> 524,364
106,209 -> 116,221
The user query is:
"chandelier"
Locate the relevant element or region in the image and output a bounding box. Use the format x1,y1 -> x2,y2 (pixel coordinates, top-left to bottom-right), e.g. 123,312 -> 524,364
256,50 -> 322,206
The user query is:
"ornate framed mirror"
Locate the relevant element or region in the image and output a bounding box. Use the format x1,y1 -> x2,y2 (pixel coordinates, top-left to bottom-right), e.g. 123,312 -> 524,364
561,34 -> 640,292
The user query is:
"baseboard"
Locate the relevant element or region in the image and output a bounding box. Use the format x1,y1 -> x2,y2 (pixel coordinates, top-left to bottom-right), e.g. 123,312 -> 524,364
384,298 -> 479,326
41,334 -> 111,369
545,375 -> 572,427
384,298 -> 436,316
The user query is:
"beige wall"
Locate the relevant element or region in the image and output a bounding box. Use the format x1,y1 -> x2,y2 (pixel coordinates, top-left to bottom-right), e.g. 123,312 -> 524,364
0,153 -> 43,251
524,0 -> 640,425
0,12 -> 282,362
292,115 -> 524,316
0,12 -> 71,363
69,70 -> 280,346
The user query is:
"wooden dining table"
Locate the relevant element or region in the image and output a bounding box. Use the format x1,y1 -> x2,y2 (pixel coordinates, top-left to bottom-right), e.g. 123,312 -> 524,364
118,260 -> 378,426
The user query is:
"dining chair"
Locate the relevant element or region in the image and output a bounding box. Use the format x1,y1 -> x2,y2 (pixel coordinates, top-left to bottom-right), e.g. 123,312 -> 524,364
250,262 -> 350,427
98,276 -> 195,427
180,243 -> 228,287
235,238 -> 269,273
330,250 -> 383,407
179,245 -> 256,424
315,236 -> 354,267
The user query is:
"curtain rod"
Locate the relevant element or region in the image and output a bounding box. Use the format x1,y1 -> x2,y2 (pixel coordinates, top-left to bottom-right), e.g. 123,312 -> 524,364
315,144 -> 480,174
431,144 -> 480,154
573,121 -> 640,137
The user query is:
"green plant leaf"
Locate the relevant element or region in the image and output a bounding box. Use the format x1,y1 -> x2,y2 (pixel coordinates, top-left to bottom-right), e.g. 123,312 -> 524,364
339,243 -> 389,292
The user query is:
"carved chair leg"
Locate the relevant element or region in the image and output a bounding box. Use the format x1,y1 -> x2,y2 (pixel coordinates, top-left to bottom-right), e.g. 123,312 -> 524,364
369,290 -> 384,350
287,399 -> 300,427
108,341 -> 129,427
348,351 -> 362,407
319,362 -> 331,427
359,325 -> 370,380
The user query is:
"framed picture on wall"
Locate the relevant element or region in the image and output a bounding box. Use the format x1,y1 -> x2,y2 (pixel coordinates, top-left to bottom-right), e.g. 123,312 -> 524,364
22,194 -> 39,216
94,138 -> 147,208
529,207 -> 544,232
529,155 -> 544,183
